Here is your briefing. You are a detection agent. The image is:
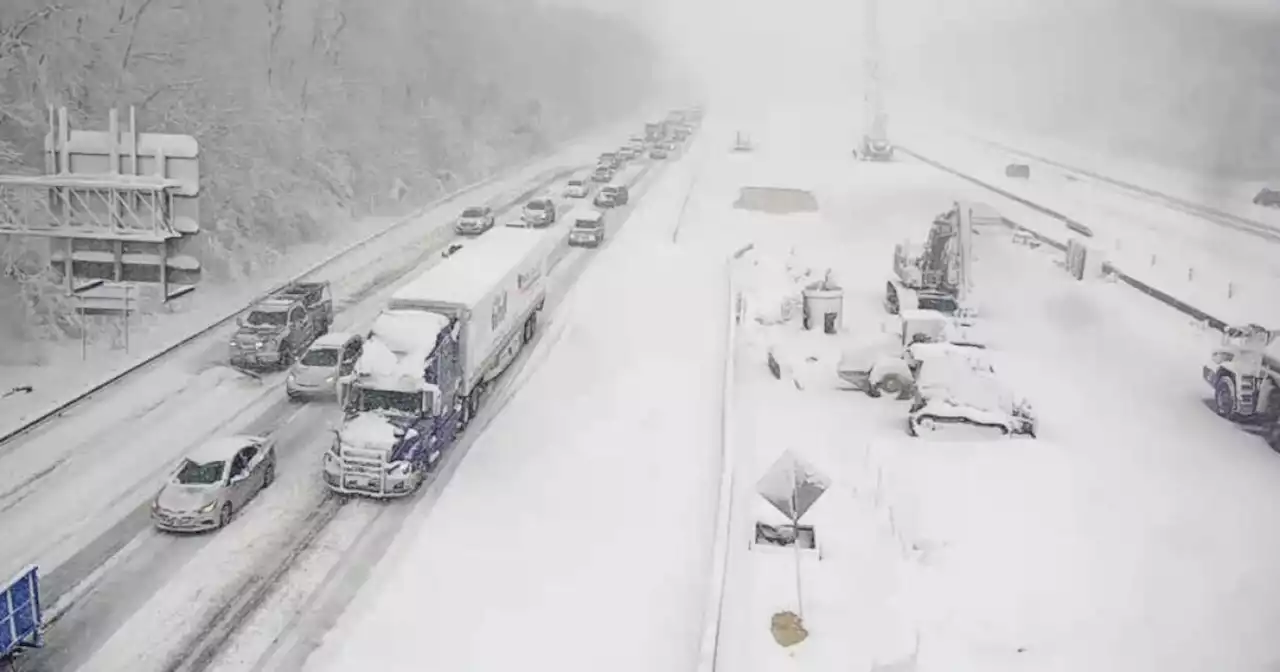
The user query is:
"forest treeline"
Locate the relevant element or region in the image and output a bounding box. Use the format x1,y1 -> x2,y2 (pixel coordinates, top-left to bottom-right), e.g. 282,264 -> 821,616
0,0 -> 660,354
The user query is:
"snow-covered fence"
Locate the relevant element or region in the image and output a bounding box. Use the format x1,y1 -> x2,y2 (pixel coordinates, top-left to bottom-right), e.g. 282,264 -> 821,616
695,245 -> 751,672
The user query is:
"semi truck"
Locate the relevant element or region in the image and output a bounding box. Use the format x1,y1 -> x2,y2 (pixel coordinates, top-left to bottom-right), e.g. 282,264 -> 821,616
323,227 -> 554,497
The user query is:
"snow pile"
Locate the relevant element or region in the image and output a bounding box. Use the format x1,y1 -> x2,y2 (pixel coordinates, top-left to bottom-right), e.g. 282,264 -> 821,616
355,310 -> 448,384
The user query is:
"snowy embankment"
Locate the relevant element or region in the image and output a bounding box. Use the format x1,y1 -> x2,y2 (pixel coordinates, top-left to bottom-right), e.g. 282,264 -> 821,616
698,128 -> 1280,671
303,143 -> 726,672
897,125 -> 1280,328
0,116 -> 643,441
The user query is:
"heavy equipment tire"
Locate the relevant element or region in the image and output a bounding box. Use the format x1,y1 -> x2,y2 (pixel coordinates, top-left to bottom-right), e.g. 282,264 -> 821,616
879,375 -> 906,396
1213,377 -> 1237,419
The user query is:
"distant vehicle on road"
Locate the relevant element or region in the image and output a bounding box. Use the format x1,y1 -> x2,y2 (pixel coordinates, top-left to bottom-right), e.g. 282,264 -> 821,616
1254,188 -> 1280,208
649,146 -> 669,160
455,205 -> 495,235
563,179 -> 591,198
521,197 -> 558,227
591,166 -> 614,182
151,435 -> 278,531
594,184 -> 629,208
230,282 -> 332,371
287,331 -> 364,400
568,209 -> 606,248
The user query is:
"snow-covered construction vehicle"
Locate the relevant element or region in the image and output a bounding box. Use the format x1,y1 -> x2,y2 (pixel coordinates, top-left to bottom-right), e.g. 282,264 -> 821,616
324,227 -> 553,497
229,281 -> 333,371
837,309 -> 987,399
858,113 -> 894,162
1203,324 -> 1280,449
884,202 -> 975,316
907,350 -> 1037,439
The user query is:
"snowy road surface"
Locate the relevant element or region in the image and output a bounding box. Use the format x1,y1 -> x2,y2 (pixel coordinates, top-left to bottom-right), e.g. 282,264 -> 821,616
304,134 -> 727,672
1,125 -> 666,672
707,120 -> 1280,671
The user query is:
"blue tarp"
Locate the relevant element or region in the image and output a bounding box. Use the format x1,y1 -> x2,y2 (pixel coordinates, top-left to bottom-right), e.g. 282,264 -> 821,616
0,565 -> 42,658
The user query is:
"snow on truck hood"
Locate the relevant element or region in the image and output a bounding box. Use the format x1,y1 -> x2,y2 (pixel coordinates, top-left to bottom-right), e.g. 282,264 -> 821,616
339,413 -> 402,453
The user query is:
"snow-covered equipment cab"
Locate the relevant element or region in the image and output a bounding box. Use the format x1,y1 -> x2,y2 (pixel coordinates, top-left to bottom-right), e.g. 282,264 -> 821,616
885,202 -> 975,317
1203,323 -> 1280,423
906,350 -> 1036,439
325,228 -> 553,498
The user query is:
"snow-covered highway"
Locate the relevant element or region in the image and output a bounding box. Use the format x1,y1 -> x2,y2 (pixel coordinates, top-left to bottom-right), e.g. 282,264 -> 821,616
0,124 -> 679,671
8,102 -> 1280,672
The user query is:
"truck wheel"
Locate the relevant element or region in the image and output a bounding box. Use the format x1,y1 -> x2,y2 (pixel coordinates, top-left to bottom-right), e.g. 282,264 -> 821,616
522,314 -> 538,344
1213,377 -> 1237,418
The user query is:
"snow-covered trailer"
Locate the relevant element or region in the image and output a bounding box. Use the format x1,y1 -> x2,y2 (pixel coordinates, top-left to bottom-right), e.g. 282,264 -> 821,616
388,226 -> 553,409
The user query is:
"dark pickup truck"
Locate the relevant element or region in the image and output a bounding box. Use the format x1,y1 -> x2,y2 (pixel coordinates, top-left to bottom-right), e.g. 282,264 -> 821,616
229,281 -> 333,370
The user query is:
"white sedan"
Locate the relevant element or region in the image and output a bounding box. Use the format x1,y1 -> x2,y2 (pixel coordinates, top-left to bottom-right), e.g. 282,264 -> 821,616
151,435 -> 278,532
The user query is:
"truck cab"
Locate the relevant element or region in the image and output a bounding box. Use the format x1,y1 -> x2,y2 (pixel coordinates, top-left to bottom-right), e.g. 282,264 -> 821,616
324,311 -> 459,497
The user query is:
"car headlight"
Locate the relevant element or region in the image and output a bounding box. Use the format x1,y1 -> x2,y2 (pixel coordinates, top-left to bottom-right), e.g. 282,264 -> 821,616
152,498 -> 161,511
198,500 -> 217,514
287,373 -> 297,384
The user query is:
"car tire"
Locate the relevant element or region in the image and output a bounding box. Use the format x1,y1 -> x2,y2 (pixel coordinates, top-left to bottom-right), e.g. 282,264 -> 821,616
263,461 -> 275,488
523,313 -> 538,344
218,502 -> 233,529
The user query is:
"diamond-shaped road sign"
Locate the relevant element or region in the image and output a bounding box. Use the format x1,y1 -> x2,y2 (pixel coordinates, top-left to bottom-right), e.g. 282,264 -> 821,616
756,449 -> 831,523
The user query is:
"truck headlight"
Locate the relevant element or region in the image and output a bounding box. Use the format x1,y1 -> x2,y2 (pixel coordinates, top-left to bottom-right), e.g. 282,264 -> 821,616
387,462 -> 412,476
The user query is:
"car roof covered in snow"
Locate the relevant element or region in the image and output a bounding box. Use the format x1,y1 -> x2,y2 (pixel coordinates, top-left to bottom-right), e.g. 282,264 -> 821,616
186,435 -> 261,462
311,331 -> 357,348
251,298 -> 295,312
389,227 -> 548,309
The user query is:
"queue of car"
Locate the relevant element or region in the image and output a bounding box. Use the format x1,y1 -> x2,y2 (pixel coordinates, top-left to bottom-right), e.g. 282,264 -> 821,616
159,109 -> 702,534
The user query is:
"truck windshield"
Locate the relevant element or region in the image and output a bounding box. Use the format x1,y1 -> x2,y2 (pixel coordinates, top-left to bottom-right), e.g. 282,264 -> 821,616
356,387 -> 421,415
245,310 -> 287,327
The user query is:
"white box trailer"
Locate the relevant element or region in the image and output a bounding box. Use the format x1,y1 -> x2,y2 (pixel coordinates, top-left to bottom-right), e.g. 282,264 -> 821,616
388,226 -> 554,399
